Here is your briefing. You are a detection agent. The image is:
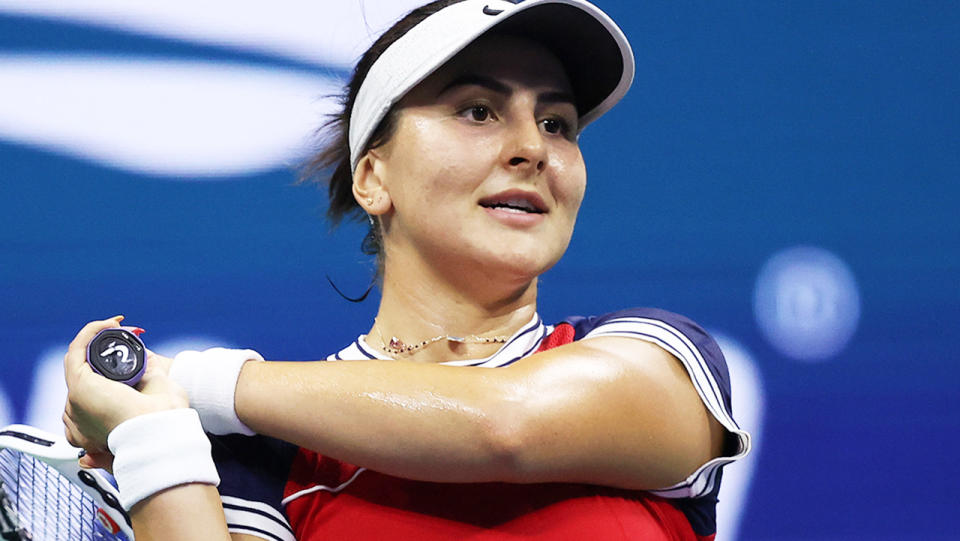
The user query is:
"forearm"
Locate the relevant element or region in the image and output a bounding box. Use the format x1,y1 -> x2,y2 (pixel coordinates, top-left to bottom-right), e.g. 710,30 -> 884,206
107,409 -> 229,539
235,359 -> 521,482
131,484 -> 231,541
231,338 -> 724,489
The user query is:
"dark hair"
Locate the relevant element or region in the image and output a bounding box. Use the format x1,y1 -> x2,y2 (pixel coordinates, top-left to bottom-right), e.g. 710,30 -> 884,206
300,0 -> 464,266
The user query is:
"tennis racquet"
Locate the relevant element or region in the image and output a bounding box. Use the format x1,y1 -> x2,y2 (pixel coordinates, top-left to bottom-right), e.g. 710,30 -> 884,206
0,424 -> 134,541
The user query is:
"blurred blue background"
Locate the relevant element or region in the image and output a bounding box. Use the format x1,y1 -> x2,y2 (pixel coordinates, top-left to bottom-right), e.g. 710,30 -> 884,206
0,1 -> 957,539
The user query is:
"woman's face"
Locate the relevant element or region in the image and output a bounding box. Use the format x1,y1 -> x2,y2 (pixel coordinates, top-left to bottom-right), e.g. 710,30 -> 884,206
368,34 -> 587,286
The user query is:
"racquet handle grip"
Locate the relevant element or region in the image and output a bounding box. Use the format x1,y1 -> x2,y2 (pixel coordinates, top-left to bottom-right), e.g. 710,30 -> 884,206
86,327 -> 147,386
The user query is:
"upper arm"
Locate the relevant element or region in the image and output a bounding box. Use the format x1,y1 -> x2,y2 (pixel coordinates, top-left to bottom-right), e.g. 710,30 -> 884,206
492,335 -> 722,490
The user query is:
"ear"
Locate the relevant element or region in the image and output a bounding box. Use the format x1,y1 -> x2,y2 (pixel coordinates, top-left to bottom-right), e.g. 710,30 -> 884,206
352,150 -> 392,216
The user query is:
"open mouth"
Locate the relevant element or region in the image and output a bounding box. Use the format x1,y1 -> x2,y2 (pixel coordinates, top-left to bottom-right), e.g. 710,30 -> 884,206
479,194 -> 546,214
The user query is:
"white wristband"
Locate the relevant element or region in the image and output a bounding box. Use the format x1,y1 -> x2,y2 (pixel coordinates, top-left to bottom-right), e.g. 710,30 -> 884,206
170,347 -> 263,435
108,408 -> 220,511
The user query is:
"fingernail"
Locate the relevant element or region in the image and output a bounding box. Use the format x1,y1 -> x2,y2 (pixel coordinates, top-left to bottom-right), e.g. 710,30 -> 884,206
112,315 -> 125,322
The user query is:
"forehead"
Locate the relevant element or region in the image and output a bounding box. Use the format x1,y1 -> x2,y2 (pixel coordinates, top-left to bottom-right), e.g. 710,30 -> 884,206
405,34 -> 574,101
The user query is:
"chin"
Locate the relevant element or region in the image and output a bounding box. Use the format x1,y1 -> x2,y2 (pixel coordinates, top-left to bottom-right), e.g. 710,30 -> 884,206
480,247 -> 562,283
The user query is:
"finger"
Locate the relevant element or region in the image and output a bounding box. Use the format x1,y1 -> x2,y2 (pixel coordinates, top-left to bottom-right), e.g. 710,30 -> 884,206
141,352 -> 175,381
62,412 -> 90,449
79,450 -> 114,473
64,413 -> 115,457
144,349 -> 173,374
64,316 -> 126,384
63,411 -> 94,449
67,316 -> 125,352
62,411 -> 77,446
136,369 -> 189,408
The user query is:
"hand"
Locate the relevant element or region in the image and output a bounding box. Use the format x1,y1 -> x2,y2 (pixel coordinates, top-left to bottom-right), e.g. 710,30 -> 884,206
63,316 -> 189,471
144,348 -> 174,377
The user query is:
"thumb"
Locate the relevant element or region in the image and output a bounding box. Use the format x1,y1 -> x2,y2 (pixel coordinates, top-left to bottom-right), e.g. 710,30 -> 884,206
136,367 -> 189,405
79,449 -> 115,473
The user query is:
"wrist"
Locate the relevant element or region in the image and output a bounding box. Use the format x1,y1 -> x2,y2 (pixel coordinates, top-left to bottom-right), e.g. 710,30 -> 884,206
108,395 -> 189,434
169,347 -> 263,435
108,408 -> 219,511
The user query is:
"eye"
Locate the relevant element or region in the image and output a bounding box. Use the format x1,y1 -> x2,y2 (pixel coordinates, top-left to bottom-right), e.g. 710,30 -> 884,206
468,104 -> 491,122
458,103 -> 495,123
541,117 -> 570,136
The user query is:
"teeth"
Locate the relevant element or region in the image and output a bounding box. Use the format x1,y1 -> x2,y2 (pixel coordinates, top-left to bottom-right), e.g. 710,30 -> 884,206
494,198 -> 536,212
481,195 -> 543,213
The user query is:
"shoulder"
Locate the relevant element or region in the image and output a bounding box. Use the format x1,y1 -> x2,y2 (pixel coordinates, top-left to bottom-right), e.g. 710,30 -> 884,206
559,307 -> 716,346
552,309 -> 751,517
550,307 -> 731,406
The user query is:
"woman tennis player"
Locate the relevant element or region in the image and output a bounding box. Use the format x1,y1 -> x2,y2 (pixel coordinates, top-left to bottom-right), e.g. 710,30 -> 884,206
63,1 -> 750,539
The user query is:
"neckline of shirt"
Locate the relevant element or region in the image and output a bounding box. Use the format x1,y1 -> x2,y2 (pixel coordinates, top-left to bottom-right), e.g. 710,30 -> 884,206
349,313 -> 549,367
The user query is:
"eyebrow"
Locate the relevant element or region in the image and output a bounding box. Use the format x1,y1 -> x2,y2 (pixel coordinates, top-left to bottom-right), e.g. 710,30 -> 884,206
438,74 -> 576,108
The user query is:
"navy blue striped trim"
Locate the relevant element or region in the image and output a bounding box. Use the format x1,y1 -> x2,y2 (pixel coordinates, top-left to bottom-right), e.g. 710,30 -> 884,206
473,316 -> 543,367
603,329 -> 714,426
226,523 -> 286,541
499,330 -> 547,367
590,327 -> 729,495
632,318 -> 728,416
353,340 -> 379,360
687,456 -> 721,498
601,317 -> 728,418
499,315 -> 542,352
704,458 -> 722,494
222,502 -> 293,534
516,321 -> 547,357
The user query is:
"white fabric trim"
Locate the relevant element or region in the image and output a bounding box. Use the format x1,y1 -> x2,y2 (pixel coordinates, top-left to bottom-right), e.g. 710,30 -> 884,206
346,313 -> 547,367
107,408 -> 219,511
227,526 -> 291,541
170,347 -> 264,435
281,467 -> 367,506
222,495 -> 296,541
582,316 -> 752,498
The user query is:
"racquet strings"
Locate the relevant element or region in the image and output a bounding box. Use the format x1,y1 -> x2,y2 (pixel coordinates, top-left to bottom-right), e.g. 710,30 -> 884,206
0,448 -> 103,541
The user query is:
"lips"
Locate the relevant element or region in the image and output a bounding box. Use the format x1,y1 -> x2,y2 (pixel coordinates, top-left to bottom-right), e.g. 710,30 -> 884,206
478,191 -> 547,214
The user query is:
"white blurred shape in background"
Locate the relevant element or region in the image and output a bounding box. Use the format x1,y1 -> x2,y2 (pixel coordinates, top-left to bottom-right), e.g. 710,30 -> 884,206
0,0 -> 427,68
712,333 -> 765,541
0,384 -> 13,427
22,337 -> 230,432
149,336 -> 237,359
754,246 -> 860,361
24,346 -> 68,434
0,55 -> 341,177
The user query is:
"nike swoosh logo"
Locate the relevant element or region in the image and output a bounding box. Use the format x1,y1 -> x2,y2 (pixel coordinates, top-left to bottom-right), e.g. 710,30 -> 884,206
483,6 -> 504,15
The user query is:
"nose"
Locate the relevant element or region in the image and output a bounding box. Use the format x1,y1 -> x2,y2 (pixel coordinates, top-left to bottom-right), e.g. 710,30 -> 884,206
503,117 -> 547,175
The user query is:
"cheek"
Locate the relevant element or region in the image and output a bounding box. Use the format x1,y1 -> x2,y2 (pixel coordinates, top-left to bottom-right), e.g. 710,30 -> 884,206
393,118 -> 494,196
553,151 -> 587,212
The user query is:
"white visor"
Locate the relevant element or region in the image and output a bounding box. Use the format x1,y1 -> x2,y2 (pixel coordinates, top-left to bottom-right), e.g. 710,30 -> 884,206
348,0 -> 635,172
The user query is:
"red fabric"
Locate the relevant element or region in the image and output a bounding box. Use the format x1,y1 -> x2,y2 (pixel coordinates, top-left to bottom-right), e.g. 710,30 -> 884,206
284,452 -> 698,540
282,324 -> 707,540
535,322 -> 576,353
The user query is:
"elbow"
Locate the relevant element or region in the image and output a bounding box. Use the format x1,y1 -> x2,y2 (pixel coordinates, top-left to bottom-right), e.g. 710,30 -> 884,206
476,401 -> 540,483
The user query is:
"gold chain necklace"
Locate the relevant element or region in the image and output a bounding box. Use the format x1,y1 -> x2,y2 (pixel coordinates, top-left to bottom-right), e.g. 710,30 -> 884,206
374,322 -> 508,357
